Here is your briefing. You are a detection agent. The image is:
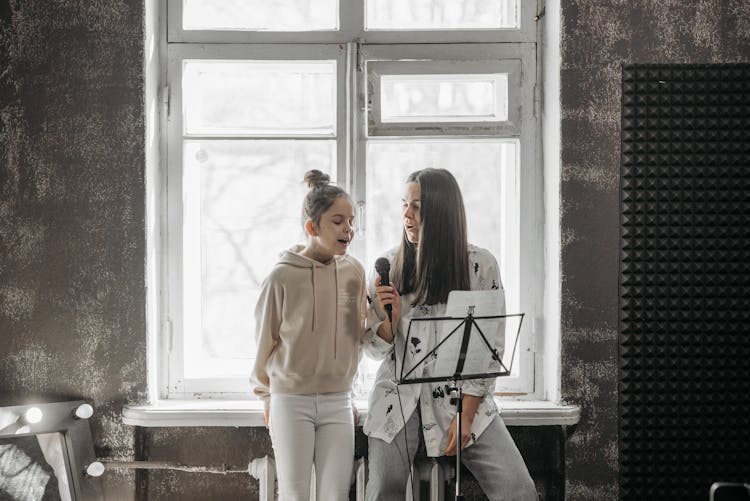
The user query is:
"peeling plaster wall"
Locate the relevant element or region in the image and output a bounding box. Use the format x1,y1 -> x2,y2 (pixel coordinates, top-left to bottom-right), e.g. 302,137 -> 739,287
0,1 -> 146,498
560,1 -> 750,499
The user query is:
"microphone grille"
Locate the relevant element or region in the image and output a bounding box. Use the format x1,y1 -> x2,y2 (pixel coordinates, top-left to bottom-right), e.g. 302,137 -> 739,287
374,257 -> 391,274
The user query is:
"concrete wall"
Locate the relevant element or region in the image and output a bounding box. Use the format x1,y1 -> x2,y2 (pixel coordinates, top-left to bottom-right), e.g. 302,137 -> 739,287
0,1 -> 146,498
559,1 -> 750,498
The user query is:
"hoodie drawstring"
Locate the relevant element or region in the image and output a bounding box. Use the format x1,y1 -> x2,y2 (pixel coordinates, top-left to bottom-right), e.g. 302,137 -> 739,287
311,264 -> 316,332
333,260 -> 339,358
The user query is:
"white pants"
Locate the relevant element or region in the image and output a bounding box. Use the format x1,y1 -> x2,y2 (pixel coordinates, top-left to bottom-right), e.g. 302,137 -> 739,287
269,392 -> 354,501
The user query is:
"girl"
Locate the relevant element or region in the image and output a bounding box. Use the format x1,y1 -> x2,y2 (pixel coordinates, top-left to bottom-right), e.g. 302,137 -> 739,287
251,170 -> 366,501
362,168 -> 537,500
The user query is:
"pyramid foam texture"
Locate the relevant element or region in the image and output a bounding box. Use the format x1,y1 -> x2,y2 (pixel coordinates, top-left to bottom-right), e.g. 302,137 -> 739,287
620,64 -> 750,501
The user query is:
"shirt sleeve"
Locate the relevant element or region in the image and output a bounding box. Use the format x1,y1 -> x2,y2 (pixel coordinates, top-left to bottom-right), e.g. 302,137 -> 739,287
462,250 -> 505,398
250,274 -> 283,410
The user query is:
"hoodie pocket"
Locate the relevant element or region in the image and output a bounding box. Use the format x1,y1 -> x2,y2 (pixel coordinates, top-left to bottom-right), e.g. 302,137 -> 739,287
284,333 -> 320,377
275,313 -> 320,378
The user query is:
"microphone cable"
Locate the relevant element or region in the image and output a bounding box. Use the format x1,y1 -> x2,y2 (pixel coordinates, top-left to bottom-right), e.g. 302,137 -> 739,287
392,321 -> 416,497
373,262 -> 416,494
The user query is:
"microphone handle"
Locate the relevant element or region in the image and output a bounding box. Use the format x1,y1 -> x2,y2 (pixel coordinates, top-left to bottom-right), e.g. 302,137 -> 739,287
379,271 -> 393,325
379,270 -> 390,287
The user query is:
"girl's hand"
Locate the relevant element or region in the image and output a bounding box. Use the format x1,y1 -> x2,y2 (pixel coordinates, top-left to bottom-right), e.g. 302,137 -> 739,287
264,408 -> 270,429
374,275 -> 402,341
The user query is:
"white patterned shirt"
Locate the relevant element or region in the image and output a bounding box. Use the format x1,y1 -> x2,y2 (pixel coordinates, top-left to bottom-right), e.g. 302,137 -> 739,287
362,245 -> 505,457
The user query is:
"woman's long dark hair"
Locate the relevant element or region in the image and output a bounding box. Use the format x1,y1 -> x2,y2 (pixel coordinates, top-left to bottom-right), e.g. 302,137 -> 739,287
391,169 -> 470,305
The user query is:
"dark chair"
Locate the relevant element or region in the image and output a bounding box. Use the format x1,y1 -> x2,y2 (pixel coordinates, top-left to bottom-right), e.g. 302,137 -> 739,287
710,482 -> 750,501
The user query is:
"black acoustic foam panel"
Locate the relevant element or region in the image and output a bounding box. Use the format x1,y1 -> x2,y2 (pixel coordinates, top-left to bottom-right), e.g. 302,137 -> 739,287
619,64 -> 750,501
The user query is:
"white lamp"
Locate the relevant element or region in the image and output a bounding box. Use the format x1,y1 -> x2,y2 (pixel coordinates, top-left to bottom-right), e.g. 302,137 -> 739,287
23,407 -> 43,424
74,403 -> 94,420
84,461 -> 105,478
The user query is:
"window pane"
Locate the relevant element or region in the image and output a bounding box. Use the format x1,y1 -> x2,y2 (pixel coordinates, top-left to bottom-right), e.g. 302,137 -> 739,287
183,140 -> 336,379
364,140 -> 521,377
380,74 -> 508,123
366,0 -> 518,30
183,60 -> 337,136
183,0 -> 339,31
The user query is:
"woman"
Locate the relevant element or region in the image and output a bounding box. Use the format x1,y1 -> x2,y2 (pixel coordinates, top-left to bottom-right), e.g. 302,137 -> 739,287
251,170 -> 366,501
362,168 -> 537,500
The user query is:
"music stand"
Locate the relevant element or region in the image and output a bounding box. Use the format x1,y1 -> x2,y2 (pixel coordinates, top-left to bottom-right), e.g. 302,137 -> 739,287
395,290 -> 524,501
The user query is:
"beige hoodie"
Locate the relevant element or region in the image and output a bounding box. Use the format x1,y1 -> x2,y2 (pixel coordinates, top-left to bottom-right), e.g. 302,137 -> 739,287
250,246 -> 367,408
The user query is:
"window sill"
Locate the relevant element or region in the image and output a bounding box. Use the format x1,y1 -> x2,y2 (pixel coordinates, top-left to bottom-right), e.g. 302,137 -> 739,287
123,399 -> 579,428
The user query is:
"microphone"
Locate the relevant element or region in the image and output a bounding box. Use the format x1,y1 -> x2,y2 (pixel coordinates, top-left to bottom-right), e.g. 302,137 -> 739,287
374,257 -> 393,325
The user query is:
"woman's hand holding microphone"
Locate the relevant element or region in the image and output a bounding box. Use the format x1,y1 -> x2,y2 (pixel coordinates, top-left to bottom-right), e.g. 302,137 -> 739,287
373,258 -> 402,343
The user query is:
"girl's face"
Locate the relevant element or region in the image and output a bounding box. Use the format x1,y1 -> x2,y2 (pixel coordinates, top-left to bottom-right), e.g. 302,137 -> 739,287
402,182 -> 421,244
309,196 -> 355,256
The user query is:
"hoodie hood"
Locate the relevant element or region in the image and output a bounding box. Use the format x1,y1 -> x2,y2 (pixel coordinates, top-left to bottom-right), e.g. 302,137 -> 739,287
277,244 -> 316,268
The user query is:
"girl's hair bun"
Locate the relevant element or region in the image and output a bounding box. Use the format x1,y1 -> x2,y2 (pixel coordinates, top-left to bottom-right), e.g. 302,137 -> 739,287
304,169 -> 330,190
301,169 -> 348,225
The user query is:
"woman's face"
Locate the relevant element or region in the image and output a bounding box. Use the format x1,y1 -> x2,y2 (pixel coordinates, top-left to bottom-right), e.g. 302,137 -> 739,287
402,182 -> 421,244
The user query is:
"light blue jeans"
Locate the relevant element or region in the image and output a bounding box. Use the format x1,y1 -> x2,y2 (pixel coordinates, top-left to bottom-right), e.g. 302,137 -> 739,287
365,410 -> 537,501
269,392 -> 354,501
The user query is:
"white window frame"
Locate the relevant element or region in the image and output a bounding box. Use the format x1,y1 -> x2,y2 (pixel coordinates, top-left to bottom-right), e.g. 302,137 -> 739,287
166,0 -> 537,44
158,0 -> 544,401
354,43 -> 539,393
165,43 -> 349,398
366,58 -> 522,136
